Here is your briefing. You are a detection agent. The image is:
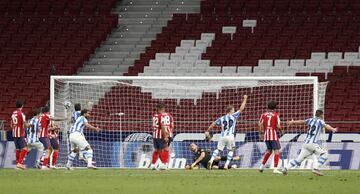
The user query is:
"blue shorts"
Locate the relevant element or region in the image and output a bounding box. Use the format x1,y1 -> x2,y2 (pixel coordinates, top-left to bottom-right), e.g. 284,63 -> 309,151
50,137 -> 59,150
265,140 -> 281,150
39,137 -> 51,150
153,138 -> 165,150
13,137 -> 26,150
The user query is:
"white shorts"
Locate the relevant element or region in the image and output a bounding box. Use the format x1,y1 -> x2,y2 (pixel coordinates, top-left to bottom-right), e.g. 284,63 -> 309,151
69,132 -> 90,151
27,142 -> 44,151
217,135 -> 235,151
296,143 -> 326,162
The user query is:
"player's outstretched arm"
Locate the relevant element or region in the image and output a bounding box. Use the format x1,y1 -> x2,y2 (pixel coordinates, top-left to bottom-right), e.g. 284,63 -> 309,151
85,122 -> 101,132
324,124 -> 338,133
192,151 -> 206,169
239,95 -> 248,113
287,119 -> 305,126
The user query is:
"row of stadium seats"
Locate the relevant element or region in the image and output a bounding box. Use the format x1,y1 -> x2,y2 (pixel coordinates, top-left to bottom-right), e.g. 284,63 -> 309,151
0,1 -> 118,130
0,0 -> 116,15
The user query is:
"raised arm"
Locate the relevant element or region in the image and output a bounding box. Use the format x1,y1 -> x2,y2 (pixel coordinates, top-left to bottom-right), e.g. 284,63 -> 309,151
239,95 -> 248,113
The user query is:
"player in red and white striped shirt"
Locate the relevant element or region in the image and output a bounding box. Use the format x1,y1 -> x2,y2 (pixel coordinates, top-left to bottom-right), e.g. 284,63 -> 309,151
39,106 -> 66,169
151,103 -> 174,170
10,100 -> 29,170
258,100 -> 284,174
49,121 -> 60,169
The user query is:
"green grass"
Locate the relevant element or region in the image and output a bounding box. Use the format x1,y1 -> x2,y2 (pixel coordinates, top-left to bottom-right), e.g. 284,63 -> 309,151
0,169 -> 359,194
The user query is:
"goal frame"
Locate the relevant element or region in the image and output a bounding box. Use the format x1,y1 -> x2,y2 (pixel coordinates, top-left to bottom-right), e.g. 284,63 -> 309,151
50,76 -> 319,117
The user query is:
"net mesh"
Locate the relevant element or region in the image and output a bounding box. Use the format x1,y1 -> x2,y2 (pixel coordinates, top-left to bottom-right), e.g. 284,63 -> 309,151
52,77 -> 326,169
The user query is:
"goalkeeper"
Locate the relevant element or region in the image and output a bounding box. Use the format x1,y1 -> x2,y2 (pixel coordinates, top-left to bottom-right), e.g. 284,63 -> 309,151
185,143 -> 240,170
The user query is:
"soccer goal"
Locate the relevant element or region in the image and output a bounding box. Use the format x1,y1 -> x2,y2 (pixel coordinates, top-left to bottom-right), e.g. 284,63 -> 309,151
50,76 -> 327,169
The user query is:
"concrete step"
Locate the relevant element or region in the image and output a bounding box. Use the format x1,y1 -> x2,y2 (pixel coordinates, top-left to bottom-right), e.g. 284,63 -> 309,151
82,64 -> 119,72
78,71 -> 114,76
87,58 -> 123,66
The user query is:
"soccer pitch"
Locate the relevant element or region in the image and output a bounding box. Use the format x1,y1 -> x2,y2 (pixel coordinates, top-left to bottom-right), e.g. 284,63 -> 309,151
0,169 -> 359,194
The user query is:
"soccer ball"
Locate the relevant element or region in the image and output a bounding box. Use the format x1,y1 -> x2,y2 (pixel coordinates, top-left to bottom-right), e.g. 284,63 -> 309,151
64,101 -> 72,109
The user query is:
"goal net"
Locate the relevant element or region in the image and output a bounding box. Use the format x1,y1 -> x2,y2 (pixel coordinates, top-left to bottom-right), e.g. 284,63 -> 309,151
50,76 -> 327,169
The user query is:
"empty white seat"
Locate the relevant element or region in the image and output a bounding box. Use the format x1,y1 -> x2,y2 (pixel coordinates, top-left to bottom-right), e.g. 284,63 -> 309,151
143,66 -> 159,74
290,59 -> 305,70
173,68 -> 189,75
280,71 -> 296,76
161,66 -> 174,73
327,52 -> 343,61
270,66 -> 284,73
237,66 -> 252,74
155,53 -> 170,61
311,52 -> 326,61
194,60 -> 209,69
352,59 -> 360,66
274,59 -> 289,67
251,70 -> 267,76
179,60 -> 194,68
170,53 -> 184,61
163,60 -> 179,68
253,66 -> 270,72
195,40 -> 210,49
306,59 -> 320,68
222,66 -> 237,74
189,47 -> 204,55
175,47 -> 190,54
180,40 -> 195,48
190,67 -> 205,74
149,60 -> 163,68
205,66 -> 221,74
320,60 -> 335,70
184,53 -> 200,61
201,33 -> 215,41
258,59 -> 273,68
336,59 -> 352,66
344,52 -> 359,60
315,66 -> 332,73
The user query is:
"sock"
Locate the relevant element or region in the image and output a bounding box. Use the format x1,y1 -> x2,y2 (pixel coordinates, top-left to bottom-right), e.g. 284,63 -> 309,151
151,150 -> 158,165
159,150 -> 166,164
274,153 -> 279,168
39,150 -> 46,166
43,157 -> 49,167
224,151 -> 233,167
210,149 -> 219,163
262,152 -> 271,165
163,150 -> 169,164
16,150 -> 21,164
84,149 -> 94,166
79,150 -> 85,159
287,160 -> 300,169
317,153 -> 328,166
67,151 -> 77,166
19,149 -> 27,164
52,150 -> 58,166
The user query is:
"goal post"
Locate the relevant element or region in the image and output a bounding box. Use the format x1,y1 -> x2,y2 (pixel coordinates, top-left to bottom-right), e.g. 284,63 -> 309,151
50,76 -> 326,169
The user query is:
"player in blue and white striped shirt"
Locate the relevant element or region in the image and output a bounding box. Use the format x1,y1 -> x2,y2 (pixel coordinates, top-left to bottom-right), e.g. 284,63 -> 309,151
71,103 -> 81,124
25,108 -> 44,168
205,95 -> 248,170
66,109 -> 100,170
283,110 -> 337,176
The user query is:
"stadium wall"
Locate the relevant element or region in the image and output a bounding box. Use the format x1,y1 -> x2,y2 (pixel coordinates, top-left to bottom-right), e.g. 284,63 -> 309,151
1,140 -> 360,170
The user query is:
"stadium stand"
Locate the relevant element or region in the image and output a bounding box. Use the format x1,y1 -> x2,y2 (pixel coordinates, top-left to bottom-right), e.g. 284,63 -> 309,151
0,0 -> 118,129
122,0 -> 360,131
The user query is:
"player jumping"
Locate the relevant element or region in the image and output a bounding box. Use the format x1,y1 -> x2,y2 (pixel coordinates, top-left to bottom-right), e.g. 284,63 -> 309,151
282,110 -> 337,176
10,100 -> 30,170
25,108 -> 44,168
150,103 -> 173,170
205,95 -> 248,170
66,109 -> 101,170
258,100 -> 284,174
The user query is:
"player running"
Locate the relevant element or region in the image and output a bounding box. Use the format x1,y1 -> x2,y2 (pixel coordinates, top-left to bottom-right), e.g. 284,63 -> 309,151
25,108 -> 44,168
282,110 -> 337,176
258,100 -> 284,174
39,106 -> 67,170
10,100 -> 30,170
66,109 -> 101,170
150,103 -> 173,170
186,142 -> 240,170
205,95 -> 248,170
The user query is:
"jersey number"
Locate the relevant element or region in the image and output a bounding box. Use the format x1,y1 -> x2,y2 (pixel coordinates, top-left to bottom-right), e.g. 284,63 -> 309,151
223,119 -> 234,130
266,115 -> 272,126
11,114 -> 18,125
308,125 -> 316,137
